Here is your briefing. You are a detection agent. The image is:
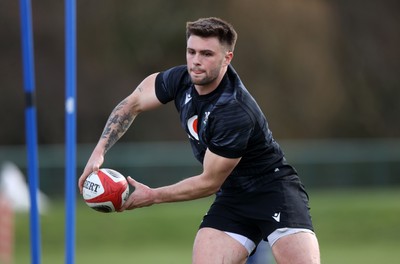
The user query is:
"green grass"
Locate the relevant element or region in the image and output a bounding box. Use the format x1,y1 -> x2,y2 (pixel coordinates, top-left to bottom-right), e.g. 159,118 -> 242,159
310,188 -> 400,264
13,188 -> 400,263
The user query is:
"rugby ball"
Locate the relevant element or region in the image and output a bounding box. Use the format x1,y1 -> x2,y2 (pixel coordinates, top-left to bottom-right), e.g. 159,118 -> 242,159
83,168 -> 129,213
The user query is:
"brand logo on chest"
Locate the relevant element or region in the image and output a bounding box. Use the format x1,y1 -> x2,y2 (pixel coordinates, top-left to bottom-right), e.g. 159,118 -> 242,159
187,112 -> 211,141
187,115 -> 199,140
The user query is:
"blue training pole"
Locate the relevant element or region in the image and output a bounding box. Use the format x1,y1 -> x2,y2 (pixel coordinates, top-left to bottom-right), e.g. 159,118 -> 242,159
19,0 -> 41,263
65,0 -> 77,263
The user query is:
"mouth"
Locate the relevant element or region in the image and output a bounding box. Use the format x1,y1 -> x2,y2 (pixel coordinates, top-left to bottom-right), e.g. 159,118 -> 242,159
191,68 -> 204,75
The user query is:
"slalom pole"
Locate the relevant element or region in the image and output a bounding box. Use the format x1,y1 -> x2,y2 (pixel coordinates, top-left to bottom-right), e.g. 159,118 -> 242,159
65,0 -> 77,263
19,0 -> 41,263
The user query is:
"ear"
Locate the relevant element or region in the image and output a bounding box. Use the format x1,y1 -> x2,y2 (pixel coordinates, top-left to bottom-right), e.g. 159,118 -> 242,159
223,51 -> 234,66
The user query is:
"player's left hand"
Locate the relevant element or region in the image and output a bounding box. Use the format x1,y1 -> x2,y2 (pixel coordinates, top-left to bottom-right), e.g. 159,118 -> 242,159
118,176 -> 156,211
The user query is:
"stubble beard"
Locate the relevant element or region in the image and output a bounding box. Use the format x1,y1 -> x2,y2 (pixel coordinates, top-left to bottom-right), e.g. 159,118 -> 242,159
190,67 -> 221,86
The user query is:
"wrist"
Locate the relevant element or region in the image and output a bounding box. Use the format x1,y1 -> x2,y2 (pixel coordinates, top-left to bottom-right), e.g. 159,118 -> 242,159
152,188 -> 162,204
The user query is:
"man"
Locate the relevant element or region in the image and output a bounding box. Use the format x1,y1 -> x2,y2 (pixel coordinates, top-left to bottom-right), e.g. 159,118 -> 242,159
78,17 -> 320,264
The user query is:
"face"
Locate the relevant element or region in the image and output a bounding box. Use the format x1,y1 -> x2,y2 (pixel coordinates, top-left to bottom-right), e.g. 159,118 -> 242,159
186,35 -> 232,92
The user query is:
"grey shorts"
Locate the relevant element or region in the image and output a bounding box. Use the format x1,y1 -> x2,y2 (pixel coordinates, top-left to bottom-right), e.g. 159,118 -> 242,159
225,228 -> 315,255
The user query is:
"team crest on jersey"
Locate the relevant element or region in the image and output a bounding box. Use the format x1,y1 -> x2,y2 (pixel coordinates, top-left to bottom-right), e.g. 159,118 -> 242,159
203,112 -> 210,125
187,115 -> 199,140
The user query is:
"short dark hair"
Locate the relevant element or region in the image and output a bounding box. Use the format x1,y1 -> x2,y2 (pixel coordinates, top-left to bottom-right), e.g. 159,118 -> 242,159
186,17 -> 237,51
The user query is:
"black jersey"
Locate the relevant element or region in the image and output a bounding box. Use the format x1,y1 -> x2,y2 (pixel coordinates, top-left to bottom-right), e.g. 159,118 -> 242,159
155,65 -> 296,194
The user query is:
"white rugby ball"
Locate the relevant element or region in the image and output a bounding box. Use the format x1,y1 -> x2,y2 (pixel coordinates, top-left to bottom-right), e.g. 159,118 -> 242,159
83,168 -> 129,213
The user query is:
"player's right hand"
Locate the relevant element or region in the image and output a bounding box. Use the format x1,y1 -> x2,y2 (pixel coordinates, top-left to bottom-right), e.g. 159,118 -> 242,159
78,150 -> 104,194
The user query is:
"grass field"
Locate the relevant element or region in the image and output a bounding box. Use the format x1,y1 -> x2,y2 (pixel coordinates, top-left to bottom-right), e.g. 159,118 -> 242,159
13,187 -> 400,263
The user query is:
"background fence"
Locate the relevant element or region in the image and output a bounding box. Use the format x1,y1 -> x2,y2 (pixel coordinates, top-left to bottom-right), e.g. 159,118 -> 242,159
1,138 -> 399,198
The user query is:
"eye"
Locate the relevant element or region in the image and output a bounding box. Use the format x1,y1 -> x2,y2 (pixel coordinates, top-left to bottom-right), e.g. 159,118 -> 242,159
187,49 -> 195,55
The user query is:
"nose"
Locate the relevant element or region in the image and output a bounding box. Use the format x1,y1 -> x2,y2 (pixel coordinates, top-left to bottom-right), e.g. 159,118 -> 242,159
191,53 -> 201,66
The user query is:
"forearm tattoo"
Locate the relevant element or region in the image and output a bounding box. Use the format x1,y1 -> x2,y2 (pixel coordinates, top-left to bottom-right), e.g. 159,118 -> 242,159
101,99 -> 134,153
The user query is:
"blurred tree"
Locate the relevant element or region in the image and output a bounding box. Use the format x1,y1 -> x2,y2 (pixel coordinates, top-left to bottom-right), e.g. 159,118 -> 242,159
1,0 -> 399,145
330,0 -> 400,137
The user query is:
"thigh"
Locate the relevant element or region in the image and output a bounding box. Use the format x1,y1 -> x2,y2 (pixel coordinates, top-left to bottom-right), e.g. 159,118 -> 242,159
193,228 -> 248,264
271,231 -> 320,264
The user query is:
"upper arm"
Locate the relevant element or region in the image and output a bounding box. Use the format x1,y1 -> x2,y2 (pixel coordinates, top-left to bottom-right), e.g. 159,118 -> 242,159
201,149 -> 241,191
130,73 -> 163,113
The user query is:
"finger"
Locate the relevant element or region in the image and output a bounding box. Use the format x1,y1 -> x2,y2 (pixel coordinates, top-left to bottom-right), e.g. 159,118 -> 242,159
78,178 -> 83,194
78,167 -> 96,194
127,176 -> 135,185
126,176 -> 137,192
119,193 -> 134,212
92,163 -> 100,172
78,172 -> 88,194
118,202 -> 134,212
